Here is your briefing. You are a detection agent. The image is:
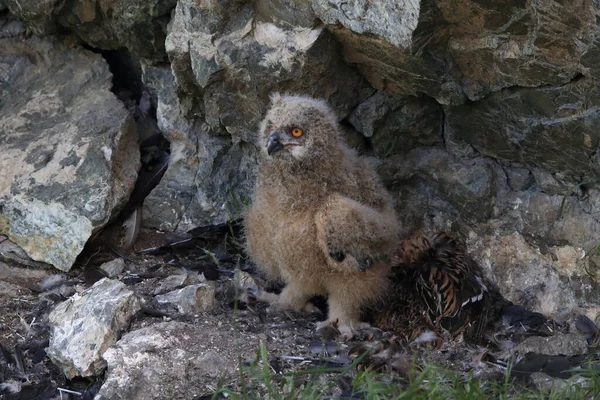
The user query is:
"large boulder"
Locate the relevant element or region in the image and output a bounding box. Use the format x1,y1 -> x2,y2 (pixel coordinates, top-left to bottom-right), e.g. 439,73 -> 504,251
140,0 -> 373,231
3,0 -> 175,61
318,0 -> 600,104
446,77 -> 600,181
0,19 -> 139,271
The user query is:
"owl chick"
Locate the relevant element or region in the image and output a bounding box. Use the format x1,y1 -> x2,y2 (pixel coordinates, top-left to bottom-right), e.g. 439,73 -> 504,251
244,93 -> 400,339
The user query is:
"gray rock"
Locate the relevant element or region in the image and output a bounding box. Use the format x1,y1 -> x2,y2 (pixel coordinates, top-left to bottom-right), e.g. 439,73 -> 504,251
99,258 -> 126,278
153,272 -> 204,295
503,164 -> 535,192
141,65 -> 257,230
381,148 -> 496,222
529,372 -> 569,392
0,33 -> 139,271
446,77 -> 600,180
155,283 -> 216,314
255,0 -> 317,27
4,0 -> 175,60
512,334 -> 589,357
348,91 -> 443,157
321,0 -> 599,104
312,0 -> 420,49
0,260 -> 52,289
0,238 -> 52,269
46,278 -> 141,378
142,1 -> 371,229
326,25 -> 453,103
96,322 -> 254,400
441,0 -> 595,100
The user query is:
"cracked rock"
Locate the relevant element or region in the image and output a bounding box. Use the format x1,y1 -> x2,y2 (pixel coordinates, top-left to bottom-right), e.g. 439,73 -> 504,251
155,283 -> 216,314
0,29 -> 139,271
46,278 -> 141,378
96,322 -> 244,400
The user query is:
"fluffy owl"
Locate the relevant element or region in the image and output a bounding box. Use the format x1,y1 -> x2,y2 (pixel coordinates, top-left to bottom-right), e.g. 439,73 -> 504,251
244,93 -> 400,339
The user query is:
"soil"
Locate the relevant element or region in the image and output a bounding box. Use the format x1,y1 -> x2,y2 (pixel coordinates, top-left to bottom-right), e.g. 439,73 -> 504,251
0,228 -> 595,399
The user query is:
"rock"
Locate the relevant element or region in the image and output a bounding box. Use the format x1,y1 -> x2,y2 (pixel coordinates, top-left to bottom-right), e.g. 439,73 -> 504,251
235,269 -> 259,293
4,0 -> 175,60
99,258 -> 126,278
46,278 -> 141,378
0,31 -> 139,271
446,77 -> 600,180
254,0 -> 316,27
348,91 -> 443,157
0,238 -> 53,270
503,164 -> 534,192
441,0 -> 596,100
326,25 -> 453,103
0,261 -> 53,290
155,283 -> 216,314
141,0 -> 372,229
512,334 -> 589,357
96,321 -> 258,400
381,148 -> 496,222
321,0 -> 599,104
153,272 -> 204,295
141,65 -> 257,230
529,372 -> 581,392
312,0 -> 420,49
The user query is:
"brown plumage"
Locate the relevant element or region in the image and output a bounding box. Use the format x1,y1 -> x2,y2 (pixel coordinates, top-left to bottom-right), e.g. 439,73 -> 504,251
372,232 -> 504,346
244,93 -> 400,339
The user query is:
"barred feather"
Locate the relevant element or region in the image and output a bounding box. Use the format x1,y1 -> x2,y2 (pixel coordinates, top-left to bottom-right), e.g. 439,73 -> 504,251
369,232 -> 503,346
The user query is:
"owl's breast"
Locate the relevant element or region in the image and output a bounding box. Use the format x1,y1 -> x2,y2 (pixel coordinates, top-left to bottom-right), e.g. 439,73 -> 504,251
245,193 -> 323,281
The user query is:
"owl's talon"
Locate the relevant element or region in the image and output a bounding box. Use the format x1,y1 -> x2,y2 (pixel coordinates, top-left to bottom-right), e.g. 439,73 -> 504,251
302,302 -> 322,314
316,319 -> 371,341
329,250 -> 346,262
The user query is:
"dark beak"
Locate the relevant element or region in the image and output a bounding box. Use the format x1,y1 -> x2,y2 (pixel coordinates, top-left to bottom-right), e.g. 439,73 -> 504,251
266,132 -> 285,155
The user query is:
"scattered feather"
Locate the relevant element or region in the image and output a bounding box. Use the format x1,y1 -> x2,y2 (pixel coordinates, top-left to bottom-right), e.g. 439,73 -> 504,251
120,205 -> 143,250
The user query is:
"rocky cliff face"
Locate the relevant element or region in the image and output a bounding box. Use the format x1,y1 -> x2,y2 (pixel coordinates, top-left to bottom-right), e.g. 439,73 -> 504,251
1,0 -> 599,317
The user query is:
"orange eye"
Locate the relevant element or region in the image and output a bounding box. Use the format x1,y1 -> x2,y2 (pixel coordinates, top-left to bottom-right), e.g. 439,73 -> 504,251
291,127 -> 304,137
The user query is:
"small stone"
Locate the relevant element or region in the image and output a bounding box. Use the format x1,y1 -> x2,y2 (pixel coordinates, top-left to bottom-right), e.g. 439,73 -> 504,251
155,283 -> 216,314
503,165 -> 534,192
99,258 -> 126,278
153,272 -> 205,295
529,372 -> 569,392
46,278 -> 141,378
512,333 -> 588,357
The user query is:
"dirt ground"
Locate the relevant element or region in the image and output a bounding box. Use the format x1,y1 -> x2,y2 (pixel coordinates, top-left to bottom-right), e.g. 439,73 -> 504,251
0,228 -> 594,399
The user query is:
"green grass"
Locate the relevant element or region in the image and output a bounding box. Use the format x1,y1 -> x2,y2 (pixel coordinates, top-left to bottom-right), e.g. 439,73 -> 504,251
209,342 -> 600,400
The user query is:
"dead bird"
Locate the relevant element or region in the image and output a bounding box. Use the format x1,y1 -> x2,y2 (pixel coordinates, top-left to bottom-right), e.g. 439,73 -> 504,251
369,232 -> 506,346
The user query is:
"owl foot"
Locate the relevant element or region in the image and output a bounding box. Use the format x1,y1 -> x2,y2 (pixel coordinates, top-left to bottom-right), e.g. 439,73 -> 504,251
267,299 -> 321,314
316,319 -> 371,341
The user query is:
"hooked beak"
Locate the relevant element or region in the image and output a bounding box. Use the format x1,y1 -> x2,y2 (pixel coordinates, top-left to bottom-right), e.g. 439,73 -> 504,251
266,131 -> 285,155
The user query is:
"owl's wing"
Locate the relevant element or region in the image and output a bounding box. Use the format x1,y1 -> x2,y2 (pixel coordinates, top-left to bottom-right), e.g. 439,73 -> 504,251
315,194 -> 397,271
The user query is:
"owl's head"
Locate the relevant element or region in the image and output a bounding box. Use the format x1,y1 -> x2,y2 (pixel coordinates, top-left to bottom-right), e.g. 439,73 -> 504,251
258,93 -> 341,163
